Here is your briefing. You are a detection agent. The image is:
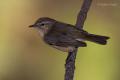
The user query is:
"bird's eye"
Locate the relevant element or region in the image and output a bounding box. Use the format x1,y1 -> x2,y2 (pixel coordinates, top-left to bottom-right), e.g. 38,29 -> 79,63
41,23 -> 44,26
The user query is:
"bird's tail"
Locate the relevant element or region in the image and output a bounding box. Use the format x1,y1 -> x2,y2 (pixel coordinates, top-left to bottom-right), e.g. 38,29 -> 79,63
85,34 -> 110,45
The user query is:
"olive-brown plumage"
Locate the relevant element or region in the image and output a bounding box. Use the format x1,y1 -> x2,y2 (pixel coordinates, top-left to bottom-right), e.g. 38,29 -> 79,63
29,17 -> 110,52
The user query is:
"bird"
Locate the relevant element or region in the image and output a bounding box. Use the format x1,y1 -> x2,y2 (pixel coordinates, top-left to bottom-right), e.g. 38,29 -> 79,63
29,17 -> 110,52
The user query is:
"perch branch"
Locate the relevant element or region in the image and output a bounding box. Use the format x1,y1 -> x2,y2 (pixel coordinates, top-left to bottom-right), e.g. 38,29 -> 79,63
76,0 -> 92,29
64,0 -> 92,80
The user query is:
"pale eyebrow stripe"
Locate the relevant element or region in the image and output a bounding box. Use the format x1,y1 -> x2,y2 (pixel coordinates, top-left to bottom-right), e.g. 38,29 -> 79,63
41,21 -> 51,24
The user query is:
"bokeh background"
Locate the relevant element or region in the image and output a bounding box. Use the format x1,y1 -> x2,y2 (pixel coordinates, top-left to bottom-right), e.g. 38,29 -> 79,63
0,0 -> 120,80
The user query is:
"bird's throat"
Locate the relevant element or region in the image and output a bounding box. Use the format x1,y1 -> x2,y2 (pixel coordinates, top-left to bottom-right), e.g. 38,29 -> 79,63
38,29 -> 45,37
38,26 -> 49,38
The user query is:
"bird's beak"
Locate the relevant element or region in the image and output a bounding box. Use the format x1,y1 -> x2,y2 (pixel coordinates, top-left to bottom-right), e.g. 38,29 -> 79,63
29,24 -> 37,28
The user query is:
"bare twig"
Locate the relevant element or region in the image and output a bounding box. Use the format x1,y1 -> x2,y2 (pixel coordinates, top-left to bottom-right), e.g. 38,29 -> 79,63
76,0 -> 93,29
64,0 -> 92,80
65,48 -> 78,80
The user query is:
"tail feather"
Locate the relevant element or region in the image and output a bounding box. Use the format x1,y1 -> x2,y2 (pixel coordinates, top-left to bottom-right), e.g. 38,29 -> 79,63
85,34 -> 110,45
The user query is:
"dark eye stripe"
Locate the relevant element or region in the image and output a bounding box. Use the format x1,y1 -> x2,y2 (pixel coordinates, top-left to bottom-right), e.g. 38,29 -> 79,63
37,21 -> 51,26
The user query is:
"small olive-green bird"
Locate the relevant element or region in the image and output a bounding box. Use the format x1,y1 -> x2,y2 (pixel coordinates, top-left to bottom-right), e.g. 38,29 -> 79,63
29,17 -> 110,52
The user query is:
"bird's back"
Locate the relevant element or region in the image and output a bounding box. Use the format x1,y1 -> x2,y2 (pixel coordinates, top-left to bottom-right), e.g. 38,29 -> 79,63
47,22 -> 88,39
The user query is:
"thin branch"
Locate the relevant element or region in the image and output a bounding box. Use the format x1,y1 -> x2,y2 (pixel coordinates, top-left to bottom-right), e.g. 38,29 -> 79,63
65,48 -> 78,80
76,0 -> 92,29
64,0 -> 92,80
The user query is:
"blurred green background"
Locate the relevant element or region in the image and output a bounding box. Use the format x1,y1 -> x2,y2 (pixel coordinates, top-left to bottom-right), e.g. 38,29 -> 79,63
0,0 -> 120,80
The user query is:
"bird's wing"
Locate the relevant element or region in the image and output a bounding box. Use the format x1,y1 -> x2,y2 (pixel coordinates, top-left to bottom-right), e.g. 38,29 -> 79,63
44,23 -> 87,47
50,22 -> 88,39
44,34 -> 86,47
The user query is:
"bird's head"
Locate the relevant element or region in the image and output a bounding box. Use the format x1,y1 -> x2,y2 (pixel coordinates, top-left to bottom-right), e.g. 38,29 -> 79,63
29,17 -> 56,37
29,17 -> 56,30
